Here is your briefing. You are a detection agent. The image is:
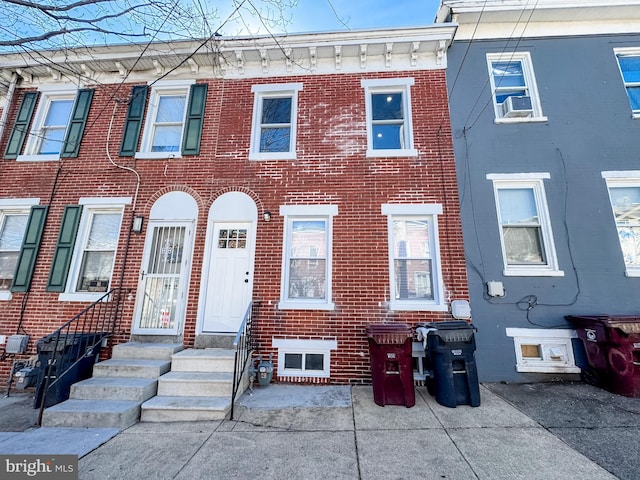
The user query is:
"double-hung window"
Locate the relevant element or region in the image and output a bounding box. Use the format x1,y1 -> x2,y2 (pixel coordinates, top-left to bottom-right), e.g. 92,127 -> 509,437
362,78 -> 417,157
487,52 -> 545,122
0,198 -> 40,299
49,197 -> 129,301
382,204 -> 446,311
250,83 -> 302,160
279,205 -> 337,310
614,50 -> 640,118
8,87 -> 94,161
488,174 -> 562,276
602,172 -> 640,276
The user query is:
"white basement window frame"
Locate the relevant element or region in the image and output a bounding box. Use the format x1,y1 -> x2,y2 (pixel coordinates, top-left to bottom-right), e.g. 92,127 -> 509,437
506,328 -> 580,374
272,338 -> 337,378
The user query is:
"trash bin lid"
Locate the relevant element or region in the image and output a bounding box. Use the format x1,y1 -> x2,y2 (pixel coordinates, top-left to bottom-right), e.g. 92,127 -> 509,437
419,321 -> 476,343
366,323 -> 412,344
566,315 -> 640,334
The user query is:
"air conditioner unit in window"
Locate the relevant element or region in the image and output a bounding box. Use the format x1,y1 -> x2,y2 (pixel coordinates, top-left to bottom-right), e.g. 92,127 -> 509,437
502,95 -> 533,118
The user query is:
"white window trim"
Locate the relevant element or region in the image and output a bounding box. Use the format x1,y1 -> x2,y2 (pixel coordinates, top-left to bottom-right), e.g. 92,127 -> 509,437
249,83 -> 303,161
272,338 -> 337,378
17,86 -> 78,162
487,173 -> 563,277
135,80 -> 194,160
613,48 -> 640,119
506,328 -> 580,374
0,198 -> 40,301
602,172 -> 640,277
486,52 -> 547,124
361,78 -> 418,158
278,205 -> 337,310
58,197 -> 130,302
382,203 -> 447,312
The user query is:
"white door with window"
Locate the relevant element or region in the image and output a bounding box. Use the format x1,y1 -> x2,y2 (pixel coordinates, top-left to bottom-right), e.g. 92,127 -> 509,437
133,220 -> 194,335
202,222 -> 253,333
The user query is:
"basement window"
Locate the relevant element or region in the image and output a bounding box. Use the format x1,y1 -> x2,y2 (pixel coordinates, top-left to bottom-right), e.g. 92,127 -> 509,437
272,338 -> 337,378
506,328 -> 580,373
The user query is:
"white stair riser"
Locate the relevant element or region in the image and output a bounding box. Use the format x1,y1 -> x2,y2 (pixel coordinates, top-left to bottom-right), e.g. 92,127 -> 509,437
71,382 -> 157,402
170,357 -> 234,372
93,363 -> 170,378
140,408 -> 228,422
157,380 -> 232,397
112,343 -> 183,361
42,405 -> 140,429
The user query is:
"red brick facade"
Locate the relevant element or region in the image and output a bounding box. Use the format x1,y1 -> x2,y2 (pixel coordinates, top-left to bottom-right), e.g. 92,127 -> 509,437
0,29 -> 467,386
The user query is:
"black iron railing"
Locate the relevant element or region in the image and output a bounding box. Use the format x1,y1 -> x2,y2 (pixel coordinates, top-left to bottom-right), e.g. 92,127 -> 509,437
36,288 -> 125,425
230,301 -> 258,420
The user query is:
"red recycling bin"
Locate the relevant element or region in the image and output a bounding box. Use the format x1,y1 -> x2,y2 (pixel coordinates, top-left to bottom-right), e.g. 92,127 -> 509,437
366,323 -> 415,407
566,315 -> 640,397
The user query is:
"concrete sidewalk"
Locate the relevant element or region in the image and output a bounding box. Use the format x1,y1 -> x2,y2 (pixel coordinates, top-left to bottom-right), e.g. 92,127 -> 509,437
1,383 -> 635,479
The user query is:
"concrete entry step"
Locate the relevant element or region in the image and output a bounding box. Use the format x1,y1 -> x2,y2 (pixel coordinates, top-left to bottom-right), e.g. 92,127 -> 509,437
42,399 -> 140,429
170,348 -> 235,372
157,371 -> 233,397
70,377 -> 158,402
112,342 -> 183,361
92,359 -> 171,378
140,396 -> 231,422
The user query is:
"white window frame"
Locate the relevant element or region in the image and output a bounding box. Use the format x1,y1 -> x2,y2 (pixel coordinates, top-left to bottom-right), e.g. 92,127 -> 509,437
602,171 -> 640,276
0,198 -> 40,301
136,80 -> 194,159
278,205 -> 337,310
249,83 -> 303,160
486,52 -> 546,124
506,328 -> 580,374
272,338 -> 337,378
58,197 -> 130,302
361,78 -> 417,158
488,173 -> 563,277
613,48 -> 640,119
382,204 -> 446,312
18,86 -> 78,162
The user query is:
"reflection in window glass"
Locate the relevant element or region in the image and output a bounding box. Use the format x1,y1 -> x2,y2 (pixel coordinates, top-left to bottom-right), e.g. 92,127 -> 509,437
151,94 -> 186,152
372,93 -> 404,150
288,220 -> 327,299
617,55 -> 640,113
0,213 -> 29,290
391,219 -> 433,300
76,212 -> 121,292
39,99 -> 74,154
608,185 -> 640,267
260,97 -> 292,152
497,188 -> 545,265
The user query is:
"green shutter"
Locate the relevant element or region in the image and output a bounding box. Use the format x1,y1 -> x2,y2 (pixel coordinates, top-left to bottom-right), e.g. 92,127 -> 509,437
119,85 -> 148,156
181,83 -> 208,155
4,91 -> 40,159
11,206 -> 48,293
60,89 -> 94,158
46,205 -> 83,292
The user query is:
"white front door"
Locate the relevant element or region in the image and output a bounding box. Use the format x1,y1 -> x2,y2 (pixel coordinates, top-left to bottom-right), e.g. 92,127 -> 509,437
133,221 -> 194,335
202,222 -> 253,333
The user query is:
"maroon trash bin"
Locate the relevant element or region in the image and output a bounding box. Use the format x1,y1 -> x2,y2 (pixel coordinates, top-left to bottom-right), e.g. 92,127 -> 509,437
366,323 -> 415,407
566,315 -> 640,397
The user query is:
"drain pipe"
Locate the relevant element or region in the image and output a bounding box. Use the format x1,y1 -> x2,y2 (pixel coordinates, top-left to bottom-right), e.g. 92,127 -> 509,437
0,72 -> 19,144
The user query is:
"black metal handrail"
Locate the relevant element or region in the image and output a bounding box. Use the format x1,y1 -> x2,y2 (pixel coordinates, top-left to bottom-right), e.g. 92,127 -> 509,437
230,301 -> 258,420
36,287 -> 125,425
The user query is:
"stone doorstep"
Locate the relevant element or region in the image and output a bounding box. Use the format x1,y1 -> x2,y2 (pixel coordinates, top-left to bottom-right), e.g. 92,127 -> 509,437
112,342 -> 184,361
157,371 -> 233,397
70,377 -> 158,402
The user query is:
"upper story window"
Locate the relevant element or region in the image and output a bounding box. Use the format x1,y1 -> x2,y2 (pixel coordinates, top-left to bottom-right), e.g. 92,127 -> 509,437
382,204 -> 446,311
362,78 -> 417,157
120,80 -> 207,159
7,87 -> 94,162
250,83 -> 302,160
279,205 -> 337,310
487,52 -> 546,123
614,50 -> 640,118
0,199 -> 40,299
602,172 -> 640,276
488,173 -> 562,277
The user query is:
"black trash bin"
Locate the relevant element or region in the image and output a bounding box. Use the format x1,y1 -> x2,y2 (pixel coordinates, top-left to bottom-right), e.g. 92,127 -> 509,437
366,323 -> 415,407
422,321 -> 480,408
34,333 -> 104,408
566,315 -> 640,397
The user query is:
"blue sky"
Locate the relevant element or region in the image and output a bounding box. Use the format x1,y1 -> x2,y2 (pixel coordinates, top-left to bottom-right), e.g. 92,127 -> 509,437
219,0 -> 443,36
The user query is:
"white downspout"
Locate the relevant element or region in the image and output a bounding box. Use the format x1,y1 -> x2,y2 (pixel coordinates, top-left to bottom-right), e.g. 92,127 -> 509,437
0,72 -> 19,144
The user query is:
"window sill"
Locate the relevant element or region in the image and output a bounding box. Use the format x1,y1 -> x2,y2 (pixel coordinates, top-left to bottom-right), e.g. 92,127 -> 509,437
278,300 -> 335,311
624,268 -> 640,277
16,154 -> 60,162
58,292 -> 107,302
366,148 -> 418,158
0,291 -> 12,301
494,116 -> 548,125
503,268 -> 564,277
249,151 -> 297,161
389,301 -> 448,312
134,152 -> 183,160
